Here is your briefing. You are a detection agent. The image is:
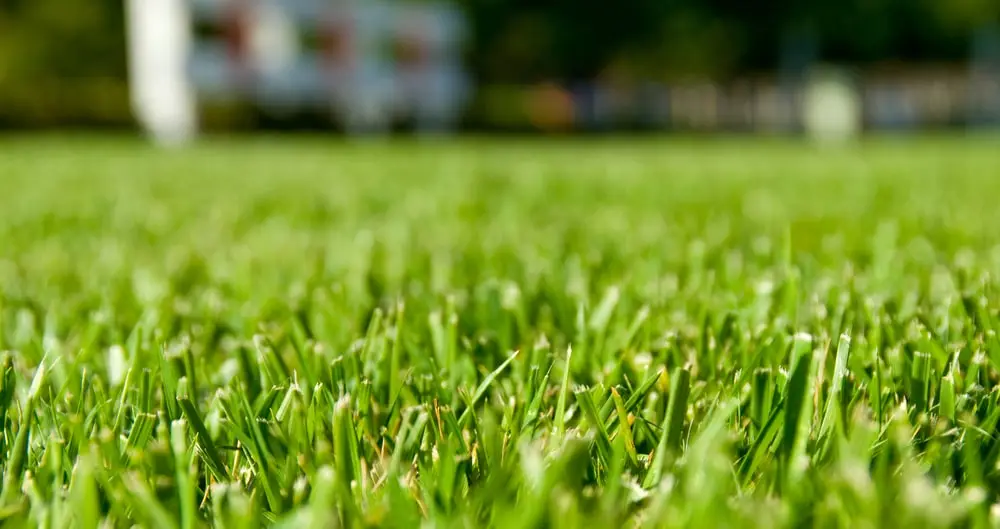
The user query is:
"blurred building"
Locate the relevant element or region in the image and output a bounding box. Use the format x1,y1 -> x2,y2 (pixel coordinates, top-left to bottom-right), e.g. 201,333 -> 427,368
128,0 -> 469,142
8,0 -> 997,137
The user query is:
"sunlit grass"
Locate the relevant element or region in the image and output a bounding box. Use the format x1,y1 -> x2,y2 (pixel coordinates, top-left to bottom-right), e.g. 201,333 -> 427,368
0,135 -> 999,527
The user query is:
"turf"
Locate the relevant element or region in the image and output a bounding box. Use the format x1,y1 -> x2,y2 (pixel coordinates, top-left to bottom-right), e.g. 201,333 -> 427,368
1,135 -> 1000,528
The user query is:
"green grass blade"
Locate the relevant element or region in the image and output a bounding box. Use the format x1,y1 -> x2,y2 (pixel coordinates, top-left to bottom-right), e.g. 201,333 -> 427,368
643,366 -> 690,488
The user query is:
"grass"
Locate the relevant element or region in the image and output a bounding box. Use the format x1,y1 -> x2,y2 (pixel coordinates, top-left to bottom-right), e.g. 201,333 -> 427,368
1,134 -> 1000,527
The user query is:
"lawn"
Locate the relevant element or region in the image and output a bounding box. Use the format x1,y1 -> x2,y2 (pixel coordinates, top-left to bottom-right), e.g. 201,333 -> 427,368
1,135 -> 1000,528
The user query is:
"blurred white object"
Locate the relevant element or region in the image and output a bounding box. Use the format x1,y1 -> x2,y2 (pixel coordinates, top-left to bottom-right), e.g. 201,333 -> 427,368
126,0 -> 197,146
248,2 -> 300,75
803,67 -> 861,144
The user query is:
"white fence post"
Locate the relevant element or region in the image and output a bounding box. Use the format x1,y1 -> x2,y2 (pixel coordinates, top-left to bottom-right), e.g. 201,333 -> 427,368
803,67 -> 861,144
126,0 -> 198,145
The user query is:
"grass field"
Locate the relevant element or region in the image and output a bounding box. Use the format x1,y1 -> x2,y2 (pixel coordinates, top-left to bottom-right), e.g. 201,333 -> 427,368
1,135 -> 1000,528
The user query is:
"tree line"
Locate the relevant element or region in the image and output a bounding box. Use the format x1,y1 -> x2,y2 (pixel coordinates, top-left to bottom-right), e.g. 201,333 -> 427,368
0,0 -> 996,127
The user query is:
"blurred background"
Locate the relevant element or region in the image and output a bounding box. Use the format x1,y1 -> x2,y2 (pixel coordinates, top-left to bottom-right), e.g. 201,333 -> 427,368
1,0 -> 999,140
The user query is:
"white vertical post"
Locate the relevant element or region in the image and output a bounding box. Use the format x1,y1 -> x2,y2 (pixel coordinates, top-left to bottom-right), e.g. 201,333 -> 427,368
126,0 -> 197,146
803,66 -> 861,145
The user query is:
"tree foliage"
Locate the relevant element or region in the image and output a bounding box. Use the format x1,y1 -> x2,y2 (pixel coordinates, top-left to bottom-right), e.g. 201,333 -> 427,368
0,0 -> 996,126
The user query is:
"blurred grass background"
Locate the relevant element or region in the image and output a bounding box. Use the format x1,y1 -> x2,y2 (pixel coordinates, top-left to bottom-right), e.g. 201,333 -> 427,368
3,135 -> 999,314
